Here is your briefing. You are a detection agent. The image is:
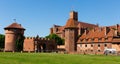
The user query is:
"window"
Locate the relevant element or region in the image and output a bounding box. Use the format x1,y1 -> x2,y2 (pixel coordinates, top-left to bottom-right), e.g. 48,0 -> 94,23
56,28 -> 58,32
98,44 -> 100,47
98,38 -> 102,42
104,44 -> 107,47
91,50 -> 93,52
91,38 -> 94,42
81,39 -> 83,42
80,44 -> 82,47
98,50 -> 100,52
117,44 -> 119,45
91,44 -> 93,47
105,38 -> 108,41
86,39 -> 89,41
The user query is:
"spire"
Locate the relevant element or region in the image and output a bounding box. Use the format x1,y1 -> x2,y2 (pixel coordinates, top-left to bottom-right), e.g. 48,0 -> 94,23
13,19 -> 17,23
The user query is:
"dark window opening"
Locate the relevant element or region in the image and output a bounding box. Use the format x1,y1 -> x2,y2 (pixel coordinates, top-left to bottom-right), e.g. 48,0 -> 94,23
98,44 -> 100,47
91,50 -> 93,52
105,38 -> 108,41
98,50 -> 100,52
104,44 -> 107,47
98,38 -> 102,41
91,44 -> 93,47
91,38 -> 94,42
56,28 -> 58,32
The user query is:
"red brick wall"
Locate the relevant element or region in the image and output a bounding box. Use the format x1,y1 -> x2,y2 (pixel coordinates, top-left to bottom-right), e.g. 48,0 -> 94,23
23,37 -> 35,52
65,28 -> 78,53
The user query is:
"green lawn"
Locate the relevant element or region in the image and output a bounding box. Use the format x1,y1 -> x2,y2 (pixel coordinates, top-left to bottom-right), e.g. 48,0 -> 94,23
0,52 -> 120,64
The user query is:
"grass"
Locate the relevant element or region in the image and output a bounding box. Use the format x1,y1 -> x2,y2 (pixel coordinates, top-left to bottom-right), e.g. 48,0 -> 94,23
0,52 -> 120,64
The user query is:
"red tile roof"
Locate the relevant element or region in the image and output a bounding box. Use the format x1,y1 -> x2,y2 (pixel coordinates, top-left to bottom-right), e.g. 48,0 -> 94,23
79,27 -> 115,40
4,22 -> 25,30
78,21 -> 98,28
65,18 -> 78,28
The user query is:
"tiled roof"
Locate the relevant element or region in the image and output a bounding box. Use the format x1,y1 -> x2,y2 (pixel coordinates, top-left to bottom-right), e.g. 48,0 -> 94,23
79,27 -> 115,39
65,18 -> 78,28
78,21 -> 98,28
77,24 -> 120,43
4,22 -> 25,30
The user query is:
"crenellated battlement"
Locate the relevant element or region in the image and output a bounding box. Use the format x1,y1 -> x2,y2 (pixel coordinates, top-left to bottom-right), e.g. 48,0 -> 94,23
25,37 -> 36,39
24,36 -> 57,52
25,37 -> 53,41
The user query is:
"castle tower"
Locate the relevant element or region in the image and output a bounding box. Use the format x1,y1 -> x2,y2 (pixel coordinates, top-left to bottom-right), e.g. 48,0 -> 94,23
70,11 -> 78,21
65,11 -> 78,53
4,22 -> 25,51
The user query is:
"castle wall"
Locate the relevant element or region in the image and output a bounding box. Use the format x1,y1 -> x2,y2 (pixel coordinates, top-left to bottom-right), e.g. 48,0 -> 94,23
23,37 -> 57,52
23,37 -> 35,52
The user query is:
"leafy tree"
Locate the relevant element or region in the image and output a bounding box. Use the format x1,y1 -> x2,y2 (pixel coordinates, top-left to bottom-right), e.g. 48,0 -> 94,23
0,34 -> 5,49
16,34 -> 25,51
46,34 -> 64,46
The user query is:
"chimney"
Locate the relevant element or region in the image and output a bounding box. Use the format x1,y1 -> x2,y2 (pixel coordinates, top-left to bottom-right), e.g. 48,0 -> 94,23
70,11 -> 78,21
114,24 -> 119,36
84,28 -> 89,35
104,27 -> 110,35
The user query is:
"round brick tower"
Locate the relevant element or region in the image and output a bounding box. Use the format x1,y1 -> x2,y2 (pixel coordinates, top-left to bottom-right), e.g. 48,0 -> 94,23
65,11 -> 78,53
4,22 -> 25,51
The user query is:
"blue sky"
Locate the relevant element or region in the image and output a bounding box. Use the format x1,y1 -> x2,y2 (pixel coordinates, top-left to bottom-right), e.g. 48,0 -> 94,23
0,0 -> 120,37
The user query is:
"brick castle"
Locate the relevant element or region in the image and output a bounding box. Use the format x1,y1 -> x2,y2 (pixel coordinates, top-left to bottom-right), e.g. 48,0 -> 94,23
4,11 -> 120,54
50,11 -> 120,54
4,23 -> 57,52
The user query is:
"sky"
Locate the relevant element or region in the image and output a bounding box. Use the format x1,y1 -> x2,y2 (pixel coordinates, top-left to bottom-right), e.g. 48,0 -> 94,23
0,0 -> 120,37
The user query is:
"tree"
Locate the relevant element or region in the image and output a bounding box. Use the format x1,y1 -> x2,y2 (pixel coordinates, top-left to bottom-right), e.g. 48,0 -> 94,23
16,34 -> 25,51
46,34 -> 64,46
0,34 -> 5,49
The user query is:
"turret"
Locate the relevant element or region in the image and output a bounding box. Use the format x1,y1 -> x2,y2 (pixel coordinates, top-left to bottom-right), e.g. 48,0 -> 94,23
4,22 -> 25,51
70,11 -> 78,21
